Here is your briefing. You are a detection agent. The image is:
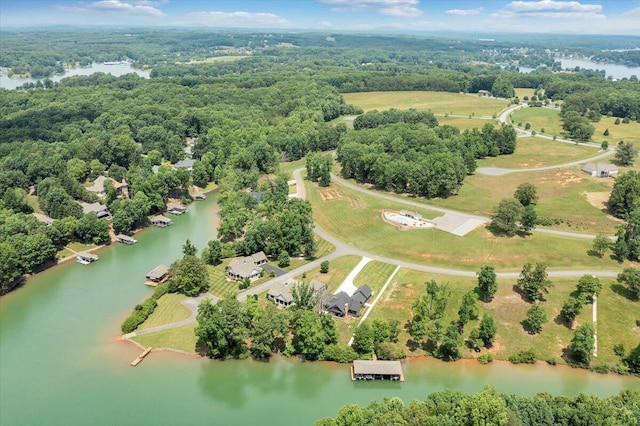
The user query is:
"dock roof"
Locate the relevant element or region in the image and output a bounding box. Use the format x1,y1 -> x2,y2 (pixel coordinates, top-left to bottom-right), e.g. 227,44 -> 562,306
353,360 -> 403,376
77,252 -> 99,260
146,264 -> 169,280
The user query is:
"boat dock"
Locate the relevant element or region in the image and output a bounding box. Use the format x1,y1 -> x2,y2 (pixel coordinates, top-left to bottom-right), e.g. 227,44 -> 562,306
131,347 -> 152,366
145,264 -> 169,286
76,252 -> 99,265
351,360 -> 404,381
116,234 -> 137,245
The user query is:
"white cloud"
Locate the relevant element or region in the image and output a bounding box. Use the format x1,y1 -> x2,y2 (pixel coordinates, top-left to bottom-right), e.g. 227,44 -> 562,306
445,8 -> 482,16
493,0 -> 605,19
318,0 -> 422,17
318,21 -> 333,27
188,11 -> 289,27
55,0 -> 165,16
622,6 -> 640,16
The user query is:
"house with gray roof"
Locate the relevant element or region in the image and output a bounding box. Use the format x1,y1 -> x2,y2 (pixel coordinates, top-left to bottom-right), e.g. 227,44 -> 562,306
267,279 -> 327,308
324,284 -> 373,317
79,202 -> 110,219
87,175 -> 128,198
173,158 -> 195,172
582,162 -> 618,178
226,251 -> 270,282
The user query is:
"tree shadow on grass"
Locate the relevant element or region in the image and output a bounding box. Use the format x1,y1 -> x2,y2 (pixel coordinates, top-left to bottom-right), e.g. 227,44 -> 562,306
511,284 -> 530,303
611,283 -> 636,301
587,249 -> 604,258
554,314 -> 574,329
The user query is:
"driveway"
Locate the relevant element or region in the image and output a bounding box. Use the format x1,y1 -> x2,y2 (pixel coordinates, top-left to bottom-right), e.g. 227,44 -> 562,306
262,264 -> 288,277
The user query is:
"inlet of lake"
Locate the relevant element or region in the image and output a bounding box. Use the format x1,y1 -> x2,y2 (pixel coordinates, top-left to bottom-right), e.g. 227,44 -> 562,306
0,62 -> 149,90
1,193 -> 638,425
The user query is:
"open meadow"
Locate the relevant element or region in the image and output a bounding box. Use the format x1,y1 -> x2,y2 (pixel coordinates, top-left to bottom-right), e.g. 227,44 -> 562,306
343,91 -> 509,117
305,179 -> 629,271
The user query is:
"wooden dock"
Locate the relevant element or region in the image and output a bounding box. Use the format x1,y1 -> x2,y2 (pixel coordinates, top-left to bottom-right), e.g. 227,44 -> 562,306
131,347 -> 152,366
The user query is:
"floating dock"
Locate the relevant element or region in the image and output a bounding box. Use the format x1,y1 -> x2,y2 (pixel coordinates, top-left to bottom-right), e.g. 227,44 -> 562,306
76,252 -> 99,265
116,234 -> 137,244
131,347 -> 152,366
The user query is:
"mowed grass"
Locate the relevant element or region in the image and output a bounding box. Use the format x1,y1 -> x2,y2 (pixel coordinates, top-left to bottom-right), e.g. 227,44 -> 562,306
514,88 -> 536,100
306,179 -> 628,270
185,56 -> 249,64
296,255 -> 361,293
353,261 -> 397,296
364,269 -> 639,366
428,167 -> 622,234
436,116 -> 498,131
477,137 -> 600,169
511,107 -> 640,145
343,91 -> 509,117
132,323 -> 197,353
511,107 -> 564,135
137,293 -> 191,330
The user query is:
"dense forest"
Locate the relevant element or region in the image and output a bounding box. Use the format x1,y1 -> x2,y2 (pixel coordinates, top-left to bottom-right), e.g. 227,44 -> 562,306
316,387 -> 640,426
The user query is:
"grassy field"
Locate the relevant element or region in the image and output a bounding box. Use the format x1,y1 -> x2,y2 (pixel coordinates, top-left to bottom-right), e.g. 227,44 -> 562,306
428,166 -> 622,234
277,158 -> 306,179
352,261 -> 397,295
27,194 -> 43,214
511,107 -> 564,136
296,255 -> 361,293
131,323 -> 197,353
477,137 -> 601,169
185,56 -> 249,64
364,268 -> 639,366
511,107 -> 640,145
57,248 -> 74,259
436,116 -> 498,131
137,293 -> 191,330
305,179 -> 631,270
514,88 -> 535,100
67,242 -> 96,252
343,91 -> 509,117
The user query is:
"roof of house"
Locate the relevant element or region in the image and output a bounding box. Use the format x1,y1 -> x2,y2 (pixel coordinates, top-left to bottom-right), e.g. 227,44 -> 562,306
33,212 -> 54,225
86,175 -> 113,193
596,162 -> 618,172
582,162 -> 597,172
351,284 -> 373,305
353,360 -> 403,376
324,291 -> 351,316
80,202 -> 108,215
146,264 -> 169,280
228,257 -> 260,279
174,159 -> 195,169
251,251 -> 268,264
268,279 -> 326,304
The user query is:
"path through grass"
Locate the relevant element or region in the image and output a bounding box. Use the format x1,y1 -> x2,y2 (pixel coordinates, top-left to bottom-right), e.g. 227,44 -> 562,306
138,293 -> 190,330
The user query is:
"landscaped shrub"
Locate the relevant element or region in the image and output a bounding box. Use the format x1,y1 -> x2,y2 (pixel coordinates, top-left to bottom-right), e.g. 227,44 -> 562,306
546,358 -> 557,365
120,283 -> 166,333
508,349 -> 537,364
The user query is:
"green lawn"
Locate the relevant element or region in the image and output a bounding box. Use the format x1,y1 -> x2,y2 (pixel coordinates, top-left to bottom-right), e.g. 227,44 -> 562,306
343,91 -> 509,117
593,116 -> 640,146
477,137 -> 600,169
514,88 -> 536,100
67,242 -> 96,252
363,269 -> 639,367
296,255 -> 361,293
314,235 -> 336,259
437,116 -> 498,131
56,248 -> 74,259
511,107 -> 564,136
428,167 -> 621,234
353,261 -> 397,296
131,323 -> 197,353
277,158 -> 306,179
306,179 -> 632,271
137,293 -> 191,330
27,194 -> 43,214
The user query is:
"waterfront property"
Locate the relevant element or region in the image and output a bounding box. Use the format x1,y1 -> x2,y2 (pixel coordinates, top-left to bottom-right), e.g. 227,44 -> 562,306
86,175 -> 129,198
267,279 -> 327,308
226,251 -> 268,281
76,252 -> 99,265
116,234 -> 137,245
79,201 -> 111,219
352,360 -> 404,381
173,158 -> 195,172
582,162 -> 619,178
323,284 -> 372,317
150,215 -> 172,227
195,192 -> 207,200
145,264 -> 169,285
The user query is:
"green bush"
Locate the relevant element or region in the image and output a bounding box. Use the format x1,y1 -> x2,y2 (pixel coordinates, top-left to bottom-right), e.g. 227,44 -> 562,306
593,364 -> 610,374
546,358 -> 557,366
375,342 -> 406,360
121,313 -> 144,334
508,349 -> 537,364
120,284 -> 166,334
478,353 -> 493,364
322,344 -> 358,363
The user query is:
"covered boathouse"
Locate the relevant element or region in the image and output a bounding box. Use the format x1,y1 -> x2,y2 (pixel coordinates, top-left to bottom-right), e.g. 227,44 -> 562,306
351,360 -> 404,381
116,234 -> 137,245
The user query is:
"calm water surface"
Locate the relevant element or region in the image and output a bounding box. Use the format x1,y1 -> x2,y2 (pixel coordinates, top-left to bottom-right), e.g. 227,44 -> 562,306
1,193 -> 638,426
560,58 -> 640,79
0,63 -> 149,90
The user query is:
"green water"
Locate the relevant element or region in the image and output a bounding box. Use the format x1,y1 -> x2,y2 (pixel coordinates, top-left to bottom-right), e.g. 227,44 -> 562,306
1,194 -> 638,426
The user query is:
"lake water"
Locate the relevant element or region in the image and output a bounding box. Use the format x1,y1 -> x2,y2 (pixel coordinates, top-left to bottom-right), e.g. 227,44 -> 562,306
560,58 -> 640,80
0,63 -> 150,90
0,193 -> 638,426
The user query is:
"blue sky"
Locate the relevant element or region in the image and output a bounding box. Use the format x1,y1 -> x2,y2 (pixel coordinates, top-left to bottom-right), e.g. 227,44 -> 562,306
1,1 -> 639,35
